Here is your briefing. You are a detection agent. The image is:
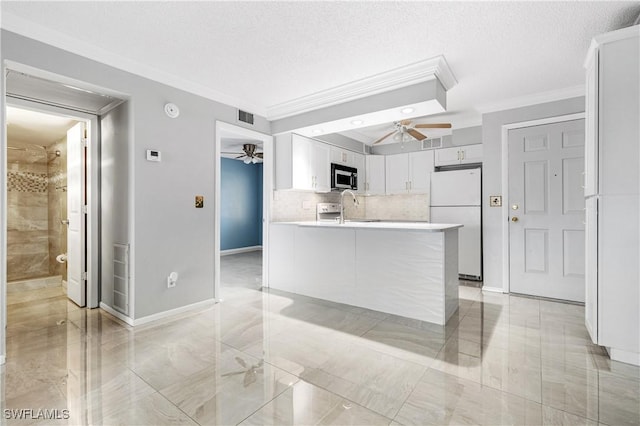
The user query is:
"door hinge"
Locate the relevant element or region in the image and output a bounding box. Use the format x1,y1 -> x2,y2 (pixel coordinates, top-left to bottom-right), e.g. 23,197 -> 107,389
82,271 -> 88,281
82,205 -> 88,214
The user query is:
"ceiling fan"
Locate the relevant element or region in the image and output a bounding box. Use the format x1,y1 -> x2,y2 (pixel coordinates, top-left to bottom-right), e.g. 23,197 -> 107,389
222,143 -> 263,164
373,120 -> 452,144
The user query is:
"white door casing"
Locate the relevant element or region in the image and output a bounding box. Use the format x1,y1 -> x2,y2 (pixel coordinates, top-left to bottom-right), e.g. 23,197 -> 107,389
508,119 -> 585,302
66,122 -> 86,307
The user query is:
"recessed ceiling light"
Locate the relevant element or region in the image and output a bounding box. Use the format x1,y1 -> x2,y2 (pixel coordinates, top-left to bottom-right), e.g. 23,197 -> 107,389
312,129 -> 322,134
351,119 -> 363,125
401,107 -> 414,114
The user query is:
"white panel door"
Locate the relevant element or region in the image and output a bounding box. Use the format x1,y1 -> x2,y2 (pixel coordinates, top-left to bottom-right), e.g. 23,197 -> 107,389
408,150 -> 434,193
508,119 -> 585,302
460,144 -> 483,164
365,155 -> 385,195
292,135 -> 313,190
385,153 -> 409,194
313,141 -> 331,192
67,122 -> 86,307
434,146 -> 461,166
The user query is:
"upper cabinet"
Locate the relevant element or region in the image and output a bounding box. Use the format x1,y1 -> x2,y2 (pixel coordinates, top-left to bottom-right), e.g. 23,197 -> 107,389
275,133 -> 330,192
330,146 -> 356,167
364,155 -> 385,195
585,27 -> 639,197
385,150 -> 434,195
434,144 -> 483,167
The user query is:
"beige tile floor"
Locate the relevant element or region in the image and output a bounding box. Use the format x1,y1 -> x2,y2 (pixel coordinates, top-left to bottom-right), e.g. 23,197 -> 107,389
1,252 -> 638,425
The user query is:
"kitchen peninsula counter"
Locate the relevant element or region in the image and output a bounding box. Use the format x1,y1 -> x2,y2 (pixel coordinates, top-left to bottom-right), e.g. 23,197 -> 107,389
268,221 -> 461,325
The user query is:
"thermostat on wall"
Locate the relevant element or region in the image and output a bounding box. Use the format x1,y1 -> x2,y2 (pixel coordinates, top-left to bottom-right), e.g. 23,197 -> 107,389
146,149 -> 161,162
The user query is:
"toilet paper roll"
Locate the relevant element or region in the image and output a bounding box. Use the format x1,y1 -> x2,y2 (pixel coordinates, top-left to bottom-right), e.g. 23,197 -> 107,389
56,254 -> 67,264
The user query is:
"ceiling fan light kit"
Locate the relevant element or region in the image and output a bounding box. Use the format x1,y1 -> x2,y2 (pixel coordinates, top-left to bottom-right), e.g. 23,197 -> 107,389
222,143 -> 264,164
373,120 -> 451,145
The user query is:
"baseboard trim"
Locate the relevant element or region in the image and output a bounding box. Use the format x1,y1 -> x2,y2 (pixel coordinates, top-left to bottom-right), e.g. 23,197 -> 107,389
132,298 -> 217,326
609,347 -> 640,366
100,302 -> 134,326
221,246 -> 262,256
481,286 -> 504,293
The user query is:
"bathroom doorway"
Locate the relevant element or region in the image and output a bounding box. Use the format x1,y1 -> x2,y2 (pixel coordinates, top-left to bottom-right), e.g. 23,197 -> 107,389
5,105 -> 89,308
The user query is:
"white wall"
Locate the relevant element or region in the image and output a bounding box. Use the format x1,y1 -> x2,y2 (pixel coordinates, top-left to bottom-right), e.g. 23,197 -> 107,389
0,30 -> 270,327
481,97 -> 585,290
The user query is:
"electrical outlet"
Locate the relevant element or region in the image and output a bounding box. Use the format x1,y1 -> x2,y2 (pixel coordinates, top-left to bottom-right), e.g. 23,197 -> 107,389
489,196 -> 502,207
167,278 -> 176,288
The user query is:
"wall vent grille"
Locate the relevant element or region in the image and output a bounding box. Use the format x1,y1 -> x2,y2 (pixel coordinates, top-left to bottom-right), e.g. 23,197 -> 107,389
238,110 -> 254,125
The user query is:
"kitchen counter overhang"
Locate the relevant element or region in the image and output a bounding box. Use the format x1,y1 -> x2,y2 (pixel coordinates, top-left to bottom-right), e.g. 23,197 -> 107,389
268,221 -> 461,325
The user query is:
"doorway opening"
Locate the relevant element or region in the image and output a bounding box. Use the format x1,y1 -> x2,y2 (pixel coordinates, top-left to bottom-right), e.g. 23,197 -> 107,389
6,107 -> 77,299
214,122 -> 273,301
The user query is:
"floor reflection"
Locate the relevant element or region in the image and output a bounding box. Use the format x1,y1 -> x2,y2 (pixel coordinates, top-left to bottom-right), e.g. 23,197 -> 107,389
1,255 -> 638,425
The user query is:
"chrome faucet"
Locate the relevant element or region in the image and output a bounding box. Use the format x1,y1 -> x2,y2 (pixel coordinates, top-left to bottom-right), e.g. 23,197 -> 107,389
339,189 -> 359,224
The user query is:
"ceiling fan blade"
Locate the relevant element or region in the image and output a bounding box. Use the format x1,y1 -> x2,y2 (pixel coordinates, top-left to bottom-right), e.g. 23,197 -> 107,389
407,128 -> 428,141
414,123 -> 452,129
373,131 -> 396,145
235,154 -> 246,159
221,151 -> 242,154
256,153 -> 264,158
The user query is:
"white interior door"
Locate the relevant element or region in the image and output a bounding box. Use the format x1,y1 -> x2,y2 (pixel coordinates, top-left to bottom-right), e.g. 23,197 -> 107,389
67,122 -> 86,307
508,119 -> 585,302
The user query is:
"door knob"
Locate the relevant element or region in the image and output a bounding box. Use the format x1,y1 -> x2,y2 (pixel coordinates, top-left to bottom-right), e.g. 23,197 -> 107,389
511,216 -> 519,222
61,219 -> 70,226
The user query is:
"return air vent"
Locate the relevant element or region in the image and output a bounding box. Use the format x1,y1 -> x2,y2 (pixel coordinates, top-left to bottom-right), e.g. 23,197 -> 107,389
422,137 -> 442,150
238,109 -> 254,125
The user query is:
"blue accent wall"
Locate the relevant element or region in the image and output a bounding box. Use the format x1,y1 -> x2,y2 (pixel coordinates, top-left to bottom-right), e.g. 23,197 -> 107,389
221,158 -> 263,250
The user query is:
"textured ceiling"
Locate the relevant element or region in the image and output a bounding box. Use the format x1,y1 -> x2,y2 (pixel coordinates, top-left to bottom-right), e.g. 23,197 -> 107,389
2,1 -> 639,144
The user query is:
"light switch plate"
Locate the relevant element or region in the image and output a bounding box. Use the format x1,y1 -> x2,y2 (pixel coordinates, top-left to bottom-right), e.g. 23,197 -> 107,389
489,196 -> 502,207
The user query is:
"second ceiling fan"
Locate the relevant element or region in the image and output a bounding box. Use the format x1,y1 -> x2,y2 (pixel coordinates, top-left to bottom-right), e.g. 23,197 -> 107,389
373,120 -> 451,144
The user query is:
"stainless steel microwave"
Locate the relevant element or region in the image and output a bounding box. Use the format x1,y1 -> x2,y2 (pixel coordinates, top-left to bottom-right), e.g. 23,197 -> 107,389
331,163 -> 358,190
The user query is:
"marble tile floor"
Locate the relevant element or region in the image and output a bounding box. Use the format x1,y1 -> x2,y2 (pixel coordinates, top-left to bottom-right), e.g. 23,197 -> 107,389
1,272 -> 639,424
220,250 -> 263,290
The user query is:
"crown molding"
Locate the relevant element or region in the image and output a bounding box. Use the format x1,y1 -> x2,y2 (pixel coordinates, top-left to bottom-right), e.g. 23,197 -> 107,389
266,55 -> 457,121
0,12 -> 266,116
477,85 -> 585,114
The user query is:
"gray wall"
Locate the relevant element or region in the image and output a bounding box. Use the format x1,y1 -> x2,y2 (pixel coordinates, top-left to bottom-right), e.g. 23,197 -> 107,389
1,30 -> 270,320
481,97 -> 585,290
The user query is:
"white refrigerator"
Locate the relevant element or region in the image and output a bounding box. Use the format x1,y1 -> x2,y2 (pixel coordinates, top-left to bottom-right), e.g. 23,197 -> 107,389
430,168 -> 482,280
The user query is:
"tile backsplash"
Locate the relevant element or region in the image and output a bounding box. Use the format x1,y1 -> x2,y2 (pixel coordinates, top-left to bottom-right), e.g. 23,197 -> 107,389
271,190 -> 429,222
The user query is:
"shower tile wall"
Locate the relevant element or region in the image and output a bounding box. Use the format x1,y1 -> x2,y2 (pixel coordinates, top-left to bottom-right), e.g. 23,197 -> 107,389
48,140 -> 67,280
7,159 -> 50,281
6,139 -> 67,282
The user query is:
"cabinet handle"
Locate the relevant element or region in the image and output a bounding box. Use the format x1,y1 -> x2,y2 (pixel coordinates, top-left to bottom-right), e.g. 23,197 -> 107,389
457,151 -> 461,160
409,181 -> 412,190
461,150 -> 465,161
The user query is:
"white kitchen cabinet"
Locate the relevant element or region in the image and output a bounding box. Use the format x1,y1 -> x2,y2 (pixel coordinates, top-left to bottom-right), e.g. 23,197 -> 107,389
353,152 -> 366,194
330,145 -> 355,167
584,26 -> 639,365
275,133 -> 330,192
385,150 -> 434,195
434,144 -> 483,167
364,155 -> 385,195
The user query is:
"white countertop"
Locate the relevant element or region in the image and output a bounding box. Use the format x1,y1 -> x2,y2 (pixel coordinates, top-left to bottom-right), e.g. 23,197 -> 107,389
272,221 -> 463,231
